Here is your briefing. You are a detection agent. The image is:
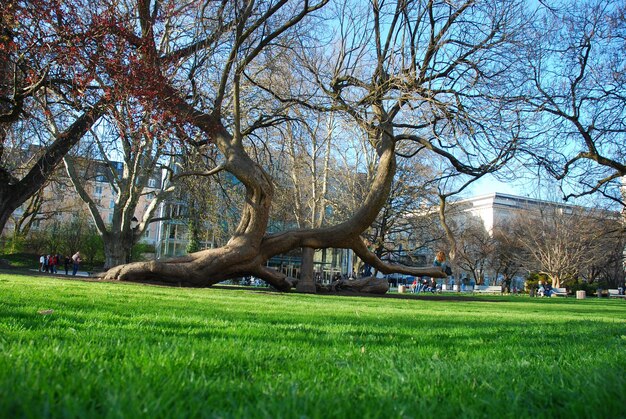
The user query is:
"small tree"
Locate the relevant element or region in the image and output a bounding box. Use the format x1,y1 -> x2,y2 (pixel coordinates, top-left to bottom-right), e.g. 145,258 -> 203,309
455,216 -> 495,285
490,222 -> 525,287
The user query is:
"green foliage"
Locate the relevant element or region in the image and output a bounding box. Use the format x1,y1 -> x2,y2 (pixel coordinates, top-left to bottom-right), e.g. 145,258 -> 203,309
0,236 -> 26,254
568,279 -> 608,294
81,230 -> 104,267
524,272 -> 549,293
1,274 -> 625,418
0,252 -> 38,268
131,242 -> 156,262
12,218 -> 105,268
20,230 -> 49,255
186,237 -> 200,254
186,219 -> 201,254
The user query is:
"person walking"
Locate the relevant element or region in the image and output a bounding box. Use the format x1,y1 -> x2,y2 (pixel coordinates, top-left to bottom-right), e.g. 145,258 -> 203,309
64,255 -> 71,275
72,251 -> 82,276
50,254 -> 58,274
39,255 -> 45,272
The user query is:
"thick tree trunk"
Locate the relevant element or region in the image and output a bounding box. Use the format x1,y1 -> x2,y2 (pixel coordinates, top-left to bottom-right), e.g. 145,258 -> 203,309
103,235 -> 133,269
100,245 -> 296,290
0,189 -> 18,237
100,110 -> 295,289
296,247 -> 316,293
100,127 -> 446,290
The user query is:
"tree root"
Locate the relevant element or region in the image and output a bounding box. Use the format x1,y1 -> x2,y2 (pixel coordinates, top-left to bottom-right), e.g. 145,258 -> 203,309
317,276 -> 389,294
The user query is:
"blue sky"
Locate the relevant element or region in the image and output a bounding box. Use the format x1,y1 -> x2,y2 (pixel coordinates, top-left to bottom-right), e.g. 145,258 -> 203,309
468,175 -> 520,196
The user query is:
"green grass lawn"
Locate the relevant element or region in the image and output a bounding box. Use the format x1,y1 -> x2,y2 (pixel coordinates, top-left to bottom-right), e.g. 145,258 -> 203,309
1,271 -> 624,418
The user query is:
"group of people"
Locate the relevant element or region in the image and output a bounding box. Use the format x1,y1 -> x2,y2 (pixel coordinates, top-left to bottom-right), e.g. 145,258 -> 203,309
39,252 -> 82,276
410,277 -> 441,294
537,282 -> 556,297
409,251 -> 450,294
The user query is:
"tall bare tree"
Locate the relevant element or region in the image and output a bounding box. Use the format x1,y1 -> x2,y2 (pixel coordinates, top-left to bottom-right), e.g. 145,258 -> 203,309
525,0 -> 626,208
512,205 -> 619,288
280,112 -> 334,291
454,215 -> 494,285
489,221 -> 525,287
60,102 -> 175,268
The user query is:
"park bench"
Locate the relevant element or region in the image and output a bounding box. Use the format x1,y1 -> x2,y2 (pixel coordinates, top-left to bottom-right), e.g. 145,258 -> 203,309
551,287 -> 568,297
608,289 -> 626,299
474,285 -> 502,294
439,284 -> 475,293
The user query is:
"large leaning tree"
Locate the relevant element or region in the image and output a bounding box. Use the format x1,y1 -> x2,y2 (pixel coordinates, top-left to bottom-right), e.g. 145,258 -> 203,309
50,0 -> 531,290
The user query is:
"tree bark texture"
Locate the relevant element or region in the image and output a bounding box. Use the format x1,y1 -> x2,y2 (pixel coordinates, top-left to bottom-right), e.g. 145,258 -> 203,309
316,277 -> 390,295
296,247 -> 316,293
103,234 -> 134,269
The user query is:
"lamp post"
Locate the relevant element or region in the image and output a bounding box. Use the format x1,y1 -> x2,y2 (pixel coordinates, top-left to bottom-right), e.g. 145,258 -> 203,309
127,216 -> 139,263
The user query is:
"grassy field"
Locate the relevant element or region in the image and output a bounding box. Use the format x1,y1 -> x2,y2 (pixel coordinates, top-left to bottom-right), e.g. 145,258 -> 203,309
1,271 -> 624,418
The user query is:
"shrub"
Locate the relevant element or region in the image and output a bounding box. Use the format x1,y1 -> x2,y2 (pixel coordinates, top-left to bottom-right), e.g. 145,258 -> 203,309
131,243 -> 156,262
0,252 -> 40,269
524,272 -> 549,294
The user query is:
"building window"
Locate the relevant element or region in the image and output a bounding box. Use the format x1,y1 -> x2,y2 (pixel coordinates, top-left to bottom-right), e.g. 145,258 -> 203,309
109,199 -> 115,209
148,178 -> 157,188
169,204 -> 186,218
95,186 -> 103,196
